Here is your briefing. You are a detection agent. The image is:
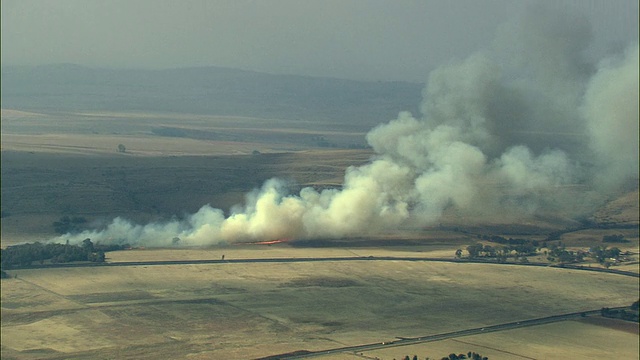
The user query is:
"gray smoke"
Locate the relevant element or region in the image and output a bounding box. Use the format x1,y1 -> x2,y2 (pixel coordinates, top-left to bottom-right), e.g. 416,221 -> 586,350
52,5 -> 638,247
584,45 -> 639,191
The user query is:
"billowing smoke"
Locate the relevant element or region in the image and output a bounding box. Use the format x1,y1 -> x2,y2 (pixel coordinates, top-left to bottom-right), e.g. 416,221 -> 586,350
52,5 -> 638,247
583,44 -> 639,191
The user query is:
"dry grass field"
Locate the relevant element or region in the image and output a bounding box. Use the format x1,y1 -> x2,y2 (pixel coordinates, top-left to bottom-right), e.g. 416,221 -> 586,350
2,246 -> 638,360
1,109 -> 639,359
0,109 -> 368,156
362,319 -> 639,360
0,109 -> 373,245
0,148 -> 372,244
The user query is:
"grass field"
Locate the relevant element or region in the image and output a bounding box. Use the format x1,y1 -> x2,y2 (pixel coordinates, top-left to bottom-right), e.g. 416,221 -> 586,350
2,109 -> 637,245
1,246 -> 638,359
363,319 -> 639,360
1,109 -> 639,359
1,109 -> 374,245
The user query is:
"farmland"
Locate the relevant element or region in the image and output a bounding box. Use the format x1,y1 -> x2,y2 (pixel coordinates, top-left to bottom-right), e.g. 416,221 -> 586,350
1,109 -> 638,359
1,246 -> 638,360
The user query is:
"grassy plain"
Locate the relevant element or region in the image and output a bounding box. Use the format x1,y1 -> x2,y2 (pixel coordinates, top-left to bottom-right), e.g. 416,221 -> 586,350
0,109 -> 372,245
2,246 -> 638,359
1,109 -> 639,359
364,319 -> 639,360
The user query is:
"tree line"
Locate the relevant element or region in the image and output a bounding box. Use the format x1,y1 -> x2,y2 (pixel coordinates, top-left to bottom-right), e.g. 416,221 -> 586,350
0,239 -> 127,270
601,301 -> 640,322
460,241 -> 537,263
457,239 -> 625,267
395,351 -> 489,360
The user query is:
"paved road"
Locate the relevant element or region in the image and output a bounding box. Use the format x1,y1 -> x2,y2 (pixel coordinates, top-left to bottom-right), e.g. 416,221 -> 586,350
258,307 -> 628,359
11,255 -> 640,278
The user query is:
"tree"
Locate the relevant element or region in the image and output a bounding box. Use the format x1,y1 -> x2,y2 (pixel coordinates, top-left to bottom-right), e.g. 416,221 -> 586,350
455,249 -> 463,258
89,250 -> 106,263
483,245 -> 496,257
82,238 -> 94,253
590,246 -> 621,264
496,249 -> 508,263
117,144 -> 126,153
466,243 -> 484,258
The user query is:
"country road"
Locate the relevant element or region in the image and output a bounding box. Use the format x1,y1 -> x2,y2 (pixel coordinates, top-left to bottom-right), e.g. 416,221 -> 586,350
258,307 -> 629,359
8,255 -> 639,278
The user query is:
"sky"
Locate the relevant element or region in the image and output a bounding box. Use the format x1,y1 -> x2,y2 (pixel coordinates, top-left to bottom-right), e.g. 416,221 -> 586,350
1,0 -> 638,82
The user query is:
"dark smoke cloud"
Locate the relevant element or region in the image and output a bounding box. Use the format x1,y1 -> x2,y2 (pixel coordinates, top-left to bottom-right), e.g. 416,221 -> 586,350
52,5 -> 639,247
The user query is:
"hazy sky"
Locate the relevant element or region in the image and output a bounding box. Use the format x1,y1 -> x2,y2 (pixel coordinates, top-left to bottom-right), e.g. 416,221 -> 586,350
1,0 -> 637,82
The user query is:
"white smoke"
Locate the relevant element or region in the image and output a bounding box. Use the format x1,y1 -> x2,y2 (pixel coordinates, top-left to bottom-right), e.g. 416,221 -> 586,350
583,44 -> 639,191
52,6 -> 639,247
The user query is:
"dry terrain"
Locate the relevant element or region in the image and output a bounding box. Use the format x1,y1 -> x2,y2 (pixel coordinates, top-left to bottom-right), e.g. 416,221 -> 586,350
1,110 -> 372,245
360,318 -> 639,360
1,246 -> 638,360
1,109 -> 639,359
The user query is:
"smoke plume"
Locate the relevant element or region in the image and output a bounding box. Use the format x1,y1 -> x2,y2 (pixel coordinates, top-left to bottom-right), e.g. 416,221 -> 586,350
52,6 -> 638,247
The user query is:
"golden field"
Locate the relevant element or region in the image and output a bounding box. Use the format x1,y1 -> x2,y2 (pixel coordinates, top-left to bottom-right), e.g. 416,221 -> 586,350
1,246 -> 638,360
1,109 -> 638,359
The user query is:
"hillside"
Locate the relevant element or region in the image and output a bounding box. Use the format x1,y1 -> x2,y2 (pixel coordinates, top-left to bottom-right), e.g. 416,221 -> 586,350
0,64 -> 422,129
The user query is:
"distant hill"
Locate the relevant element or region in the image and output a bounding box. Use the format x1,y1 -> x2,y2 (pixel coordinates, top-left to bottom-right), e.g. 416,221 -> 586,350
1,64 -> 423,130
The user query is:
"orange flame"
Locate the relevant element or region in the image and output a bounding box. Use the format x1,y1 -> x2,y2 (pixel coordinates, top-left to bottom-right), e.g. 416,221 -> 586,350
251,238 -> 291,245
